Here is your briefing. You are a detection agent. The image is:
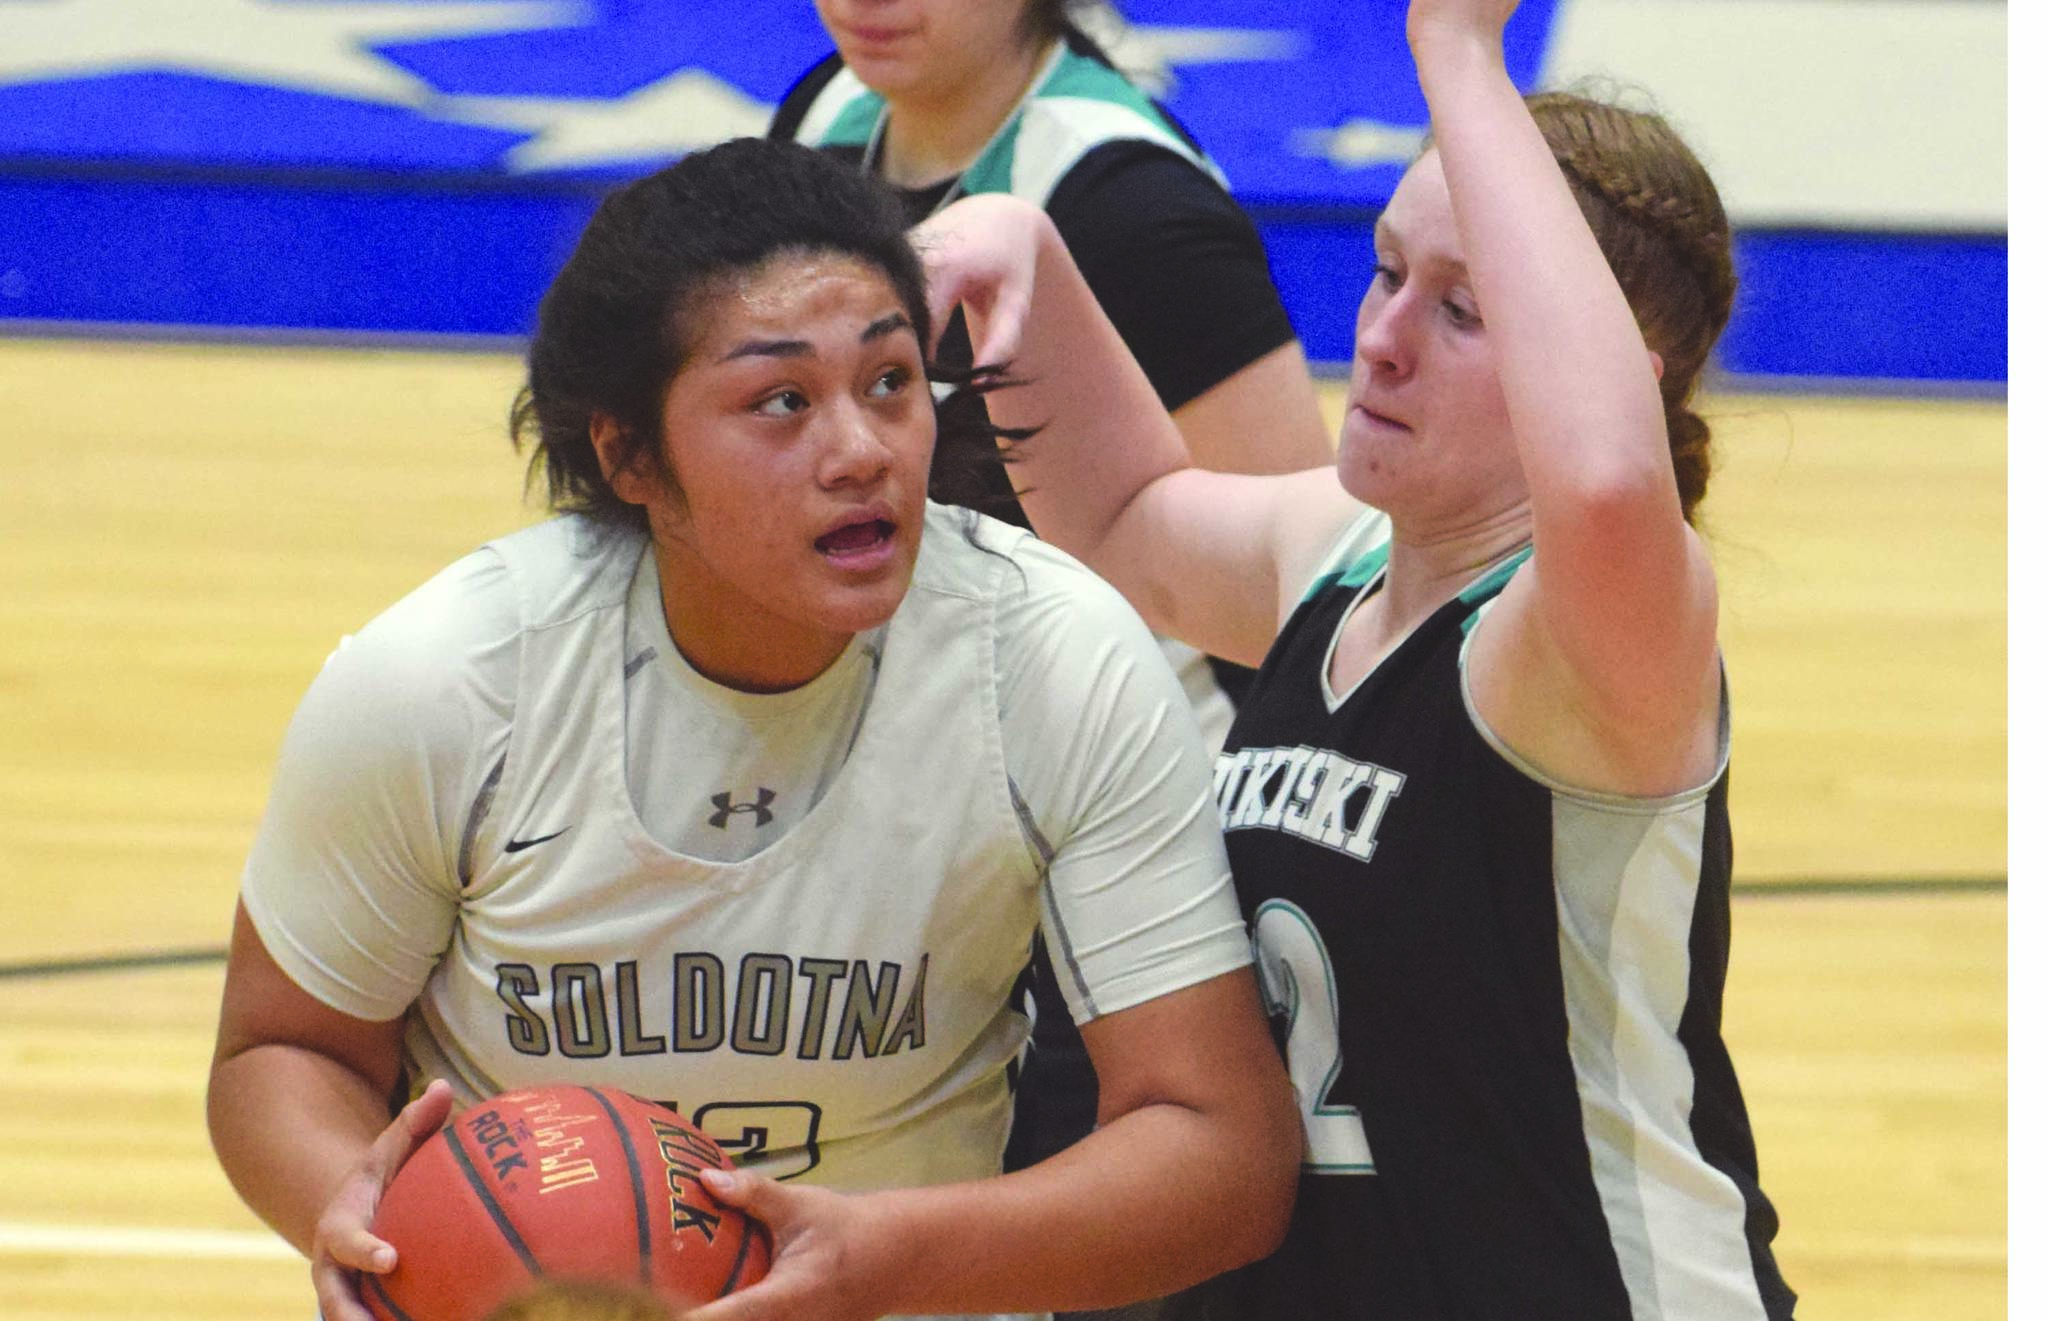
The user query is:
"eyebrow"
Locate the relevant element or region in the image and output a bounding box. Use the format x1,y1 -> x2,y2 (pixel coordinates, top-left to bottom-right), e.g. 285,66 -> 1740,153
1374,217 -> 1469,280
720,311 -> 915,362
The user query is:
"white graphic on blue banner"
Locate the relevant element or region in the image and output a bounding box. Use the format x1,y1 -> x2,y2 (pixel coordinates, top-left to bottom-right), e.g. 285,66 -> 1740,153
1292,119 -> 1427,171
1081,19 -> 1302,100
0,0 -> 2007,382
439,69 -> 773,172
0,0 -> 583,107
0,0 -> 1334,180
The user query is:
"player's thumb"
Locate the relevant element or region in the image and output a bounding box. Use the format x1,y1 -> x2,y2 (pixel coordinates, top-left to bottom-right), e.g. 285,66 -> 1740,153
696,1167 -> 784,1223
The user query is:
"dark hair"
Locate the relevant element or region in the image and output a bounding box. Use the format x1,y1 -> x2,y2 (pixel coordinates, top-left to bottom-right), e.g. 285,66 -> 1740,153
1024,0 -> 1109,43
512,137 -> 1013,529
1523,92 -> 1737,522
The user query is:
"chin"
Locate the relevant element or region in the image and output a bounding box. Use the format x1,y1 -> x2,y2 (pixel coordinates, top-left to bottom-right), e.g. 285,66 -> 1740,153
836,49 -> 920,96
1334,437 -> 1397,509
815,580 -> 914,637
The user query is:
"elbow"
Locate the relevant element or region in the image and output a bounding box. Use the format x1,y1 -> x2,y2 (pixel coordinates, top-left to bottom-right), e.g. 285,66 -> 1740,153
1537,462 -> 1685,558
1553,437 -> 1686,523
1222,1080 -> 1305,1271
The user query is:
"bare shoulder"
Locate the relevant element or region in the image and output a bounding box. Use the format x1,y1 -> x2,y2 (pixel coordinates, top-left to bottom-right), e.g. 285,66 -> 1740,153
1464,540 -> 1722,800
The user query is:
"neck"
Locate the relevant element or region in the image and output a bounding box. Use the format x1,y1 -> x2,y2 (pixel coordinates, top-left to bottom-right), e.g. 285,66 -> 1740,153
653,546 -> 850,695
1378,506 -> 1532,628
878,36 -> 1057,190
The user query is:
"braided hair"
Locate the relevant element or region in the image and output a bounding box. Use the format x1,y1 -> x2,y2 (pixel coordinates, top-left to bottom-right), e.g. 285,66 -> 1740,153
1525,92 -> 1736,522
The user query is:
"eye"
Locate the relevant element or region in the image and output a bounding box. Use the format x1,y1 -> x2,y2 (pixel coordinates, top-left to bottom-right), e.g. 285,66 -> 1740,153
1443,297 -> 1482,329
755,388 -> 807,418
1372,262 -> 1404,292
867,366 -> 912,399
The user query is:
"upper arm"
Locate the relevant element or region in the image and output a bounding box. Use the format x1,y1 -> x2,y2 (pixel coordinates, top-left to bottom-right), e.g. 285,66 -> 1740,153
1096,465 -> 1362,667
239,554 -> 513,1021
1526,513 -> 1719,720
1079,968 -> 1295,1146
1001,547 -> 1252,1016
1470,526 -> 1722,793
213,900 -> 407,1095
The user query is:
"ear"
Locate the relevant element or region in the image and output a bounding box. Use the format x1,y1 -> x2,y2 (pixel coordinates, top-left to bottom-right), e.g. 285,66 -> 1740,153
591,414 -> 655,507
1648,349 -> 1666,382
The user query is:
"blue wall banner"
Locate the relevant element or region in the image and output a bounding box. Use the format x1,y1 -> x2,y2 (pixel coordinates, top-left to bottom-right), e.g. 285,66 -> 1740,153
0,0 -> 2007,384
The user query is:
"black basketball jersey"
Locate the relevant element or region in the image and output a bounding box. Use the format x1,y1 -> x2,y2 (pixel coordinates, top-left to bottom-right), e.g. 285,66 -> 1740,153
1175,513 -> 1795,1321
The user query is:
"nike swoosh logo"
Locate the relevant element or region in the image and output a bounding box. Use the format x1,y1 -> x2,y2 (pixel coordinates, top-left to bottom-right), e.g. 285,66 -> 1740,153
504,828 -> 570,853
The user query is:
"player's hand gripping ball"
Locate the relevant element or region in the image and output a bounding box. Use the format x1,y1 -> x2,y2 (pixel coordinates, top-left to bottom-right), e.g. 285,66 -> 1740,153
364,1085 -> 771,1321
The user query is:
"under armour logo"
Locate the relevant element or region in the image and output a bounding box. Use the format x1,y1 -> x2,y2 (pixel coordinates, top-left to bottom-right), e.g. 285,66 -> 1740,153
708,788 -> 776,829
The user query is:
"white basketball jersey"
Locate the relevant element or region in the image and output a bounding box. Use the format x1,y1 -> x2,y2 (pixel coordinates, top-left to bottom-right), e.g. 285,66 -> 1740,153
405,512 -> 1045,1200
245,506 -> 1251,1321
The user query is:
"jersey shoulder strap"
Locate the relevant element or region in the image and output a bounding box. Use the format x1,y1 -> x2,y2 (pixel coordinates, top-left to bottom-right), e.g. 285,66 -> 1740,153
1297,507 -> 1395,607
784,53 -> 883,152
785,39 -> 1226,209
484,515 -> 642,631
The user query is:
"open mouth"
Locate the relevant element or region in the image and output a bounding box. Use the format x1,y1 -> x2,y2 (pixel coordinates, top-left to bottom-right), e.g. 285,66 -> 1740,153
816,519 -> 896,556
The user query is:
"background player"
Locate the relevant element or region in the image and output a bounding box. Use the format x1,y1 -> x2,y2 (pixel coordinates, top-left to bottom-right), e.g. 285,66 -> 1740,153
770,1 -> 1332,1229
205,137 -> 1298,1321
919,0 -> 1798,1314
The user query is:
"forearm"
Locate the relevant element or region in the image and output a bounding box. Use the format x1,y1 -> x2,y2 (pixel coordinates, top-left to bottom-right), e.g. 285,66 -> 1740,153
1413,32 -> 1673,511
858,1094 -> 1295,1314
973,209 -> 1193,581
207,1042 -> 393,1255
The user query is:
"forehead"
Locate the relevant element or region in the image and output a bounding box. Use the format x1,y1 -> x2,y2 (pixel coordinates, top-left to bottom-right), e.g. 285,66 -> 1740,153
686,251 -> 912,353
1377,150 -> 1456,249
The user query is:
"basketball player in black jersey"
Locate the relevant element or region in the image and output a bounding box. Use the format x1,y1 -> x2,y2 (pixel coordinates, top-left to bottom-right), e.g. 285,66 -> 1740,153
920,0 -> 1797,1315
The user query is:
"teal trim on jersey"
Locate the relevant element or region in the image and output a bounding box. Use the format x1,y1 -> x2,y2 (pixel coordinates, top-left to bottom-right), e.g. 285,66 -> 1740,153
803,42 -> 1214,200
816,88 -> 884,152
959,115 -> 1025,198
1039,45 -> 1178,136
1335,542 -> 1392,591
1458,545 -> 1534,634
959,46 -> 1201,198
1302,542 -> 1391,606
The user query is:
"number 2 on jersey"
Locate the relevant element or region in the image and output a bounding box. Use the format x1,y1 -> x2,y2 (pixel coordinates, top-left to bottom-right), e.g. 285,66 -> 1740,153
1252,900 -> 1375,1174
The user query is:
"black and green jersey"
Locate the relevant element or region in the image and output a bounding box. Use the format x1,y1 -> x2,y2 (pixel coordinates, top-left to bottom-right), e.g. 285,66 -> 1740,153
1181,510 -> 1796,1321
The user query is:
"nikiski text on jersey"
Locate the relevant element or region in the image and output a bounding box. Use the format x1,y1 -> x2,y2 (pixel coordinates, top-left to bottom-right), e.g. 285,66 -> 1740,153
1213,744 -> 1407,862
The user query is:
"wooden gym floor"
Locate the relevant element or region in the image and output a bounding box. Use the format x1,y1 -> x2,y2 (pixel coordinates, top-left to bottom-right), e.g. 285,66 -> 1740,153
0,337 -> 2006,1318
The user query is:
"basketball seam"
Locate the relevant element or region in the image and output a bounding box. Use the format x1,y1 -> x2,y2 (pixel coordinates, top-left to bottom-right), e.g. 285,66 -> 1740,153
582,1087 -> 654,1286
720,1219 -> 766,1298
365,1272 -> 422,1321
442,1124 -> 546,1280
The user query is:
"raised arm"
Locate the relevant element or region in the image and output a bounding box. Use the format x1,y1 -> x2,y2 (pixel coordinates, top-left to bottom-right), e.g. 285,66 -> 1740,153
919,196 -> 1358,665
1414,0 -> 1723,789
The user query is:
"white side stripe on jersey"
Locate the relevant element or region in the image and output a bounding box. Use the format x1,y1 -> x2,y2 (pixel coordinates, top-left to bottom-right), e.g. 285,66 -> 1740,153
1554,797 -> 1770,1321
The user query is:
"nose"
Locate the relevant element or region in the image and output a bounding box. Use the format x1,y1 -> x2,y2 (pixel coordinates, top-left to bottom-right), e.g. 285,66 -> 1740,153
1353,283 -> 1415,383
817,399 -> 892,489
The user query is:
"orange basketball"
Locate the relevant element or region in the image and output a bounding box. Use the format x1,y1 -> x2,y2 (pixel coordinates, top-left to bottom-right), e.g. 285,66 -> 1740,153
364,1084 -> 772,1321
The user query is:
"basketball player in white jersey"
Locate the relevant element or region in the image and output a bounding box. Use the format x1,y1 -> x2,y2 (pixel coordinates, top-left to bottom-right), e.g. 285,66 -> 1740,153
206,138 -> 1299,1321
919,0 -> 1796,1315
